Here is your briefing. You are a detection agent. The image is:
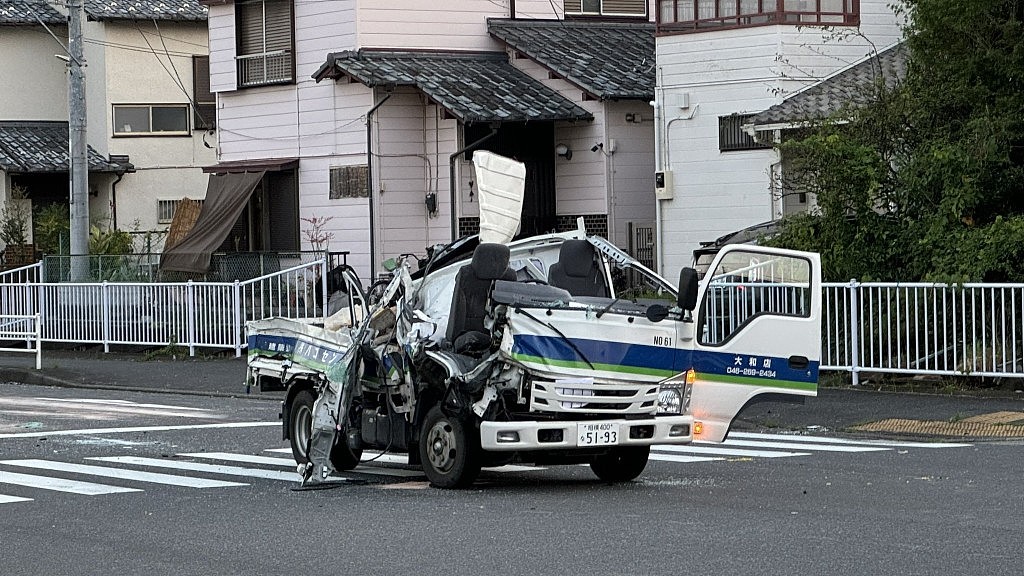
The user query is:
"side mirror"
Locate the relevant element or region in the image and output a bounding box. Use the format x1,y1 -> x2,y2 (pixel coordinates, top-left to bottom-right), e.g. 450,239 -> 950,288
678,267 -> 698,311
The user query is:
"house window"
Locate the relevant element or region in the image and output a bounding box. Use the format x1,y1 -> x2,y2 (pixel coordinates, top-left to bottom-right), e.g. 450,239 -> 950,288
236,0 -> 295,88
192,56 -> 216,130
565,0 -> 647,16
330,166 -> 369,199
113,105 -> 189,136
158,199 -> 204,224
719,114 -> 770,152
657,0 -> 858,32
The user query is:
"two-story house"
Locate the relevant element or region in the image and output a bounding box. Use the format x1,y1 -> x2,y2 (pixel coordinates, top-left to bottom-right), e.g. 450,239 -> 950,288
0,0 -> 215,259
653,0 -> 905,274
199,0 -> 660,280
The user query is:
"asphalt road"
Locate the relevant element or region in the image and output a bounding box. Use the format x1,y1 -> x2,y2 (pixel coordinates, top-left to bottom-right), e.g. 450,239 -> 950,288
0,382 -> 1021,576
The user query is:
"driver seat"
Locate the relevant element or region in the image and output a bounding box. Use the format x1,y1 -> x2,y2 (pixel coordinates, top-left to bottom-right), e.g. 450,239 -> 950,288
547,239 -> 608,297
446,243 -> 511,354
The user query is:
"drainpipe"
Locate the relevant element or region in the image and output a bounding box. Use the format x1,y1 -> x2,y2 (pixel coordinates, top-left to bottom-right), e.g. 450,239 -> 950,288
509,0 -> 516,18
652,95 -> 664,275
448,127 -> 498,242
365,92 -> 391,280
110,171 -> 125,230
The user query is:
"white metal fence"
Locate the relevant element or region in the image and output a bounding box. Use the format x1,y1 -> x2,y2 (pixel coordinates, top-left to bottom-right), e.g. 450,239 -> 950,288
0,313 -> 41,369
0,259 -> 327,357
824,281 -> 1024,384
4,263 -> 1024,383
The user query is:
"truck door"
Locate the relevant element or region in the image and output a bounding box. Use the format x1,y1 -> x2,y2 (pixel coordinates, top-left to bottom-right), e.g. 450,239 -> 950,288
686,245 -> 821,442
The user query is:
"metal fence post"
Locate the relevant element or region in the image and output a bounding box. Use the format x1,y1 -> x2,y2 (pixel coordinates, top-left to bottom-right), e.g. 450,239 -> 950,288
187,280 -> 196,357
102,281 -> 110,353
320,256 -> 328,324
34,312 -> 41,370
233,280 -> 242,358
848,279 -> 860,386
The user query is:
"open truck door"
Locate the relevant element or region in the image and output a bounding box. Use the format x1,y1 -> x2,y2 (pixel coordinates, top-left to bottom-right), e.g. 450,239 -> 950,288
685,245 -> 821,442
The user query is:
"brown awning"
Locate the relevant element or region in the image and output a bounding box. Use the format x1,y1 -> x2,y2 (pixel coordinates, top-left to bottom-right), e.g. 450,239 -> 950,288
159,171 -> 265,274
203,158 -> 298,174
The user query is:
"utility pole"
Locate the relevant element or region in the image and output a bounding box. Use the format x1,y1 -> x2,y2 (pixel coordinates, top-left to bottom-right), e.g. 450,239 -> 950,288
68,0 -> 89,280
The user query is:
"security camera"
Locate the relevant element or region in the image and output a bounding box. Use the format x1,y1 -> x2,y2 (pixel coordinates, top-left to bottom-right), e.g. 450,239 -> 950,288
591,143 -> 603,152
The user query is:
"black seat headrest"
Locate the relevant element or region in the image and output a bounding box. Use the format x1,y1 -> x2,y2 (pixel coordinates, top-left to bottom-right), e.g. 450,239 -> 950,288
558,240 -> 595,278
470,243 -> 511,280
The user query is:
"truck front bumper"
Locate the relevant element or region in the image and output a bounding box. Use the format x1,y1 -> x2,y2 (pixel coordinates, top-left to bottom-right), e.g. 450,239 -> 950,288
480,415 -> 693,451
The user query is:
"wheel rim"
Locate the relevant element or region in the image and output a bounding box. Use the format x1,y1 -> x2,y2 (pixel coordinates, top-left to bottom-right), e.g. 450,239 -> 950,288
293,403 -> 312,460
425,419 -> 457,474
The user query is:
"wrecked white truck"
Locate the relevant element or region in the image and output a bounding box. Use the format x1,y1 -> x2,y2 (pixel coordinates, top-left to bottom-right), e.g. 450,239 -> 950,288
245,152 -> 822,488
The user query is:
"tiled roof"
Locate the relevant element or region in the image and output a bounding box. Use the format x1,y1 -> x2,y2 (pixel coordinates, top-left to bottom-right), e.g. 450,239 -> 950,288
313,50 -> 593,124
84,0 -> 208,22
487,18 -> 654,101
0,0 -> 64,25
749,43 -> 909,128
0,122 -> 126,173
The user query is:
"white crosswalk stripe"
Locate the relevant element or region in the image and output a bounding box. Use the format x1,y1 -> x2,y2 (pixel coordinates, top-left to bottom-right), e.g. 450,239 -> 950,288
0,459 -> 248,488
0,433 -> 973,505
0,470 -> 141,495
181,451 -> 426,478
88,456 -> 306,482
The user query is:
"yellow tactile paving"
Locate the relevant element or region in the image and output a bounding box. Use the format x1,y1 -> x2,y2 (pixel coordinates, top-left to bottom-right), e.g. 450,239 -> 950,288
960,411 -> 1024,425
850,418 -> 1024,438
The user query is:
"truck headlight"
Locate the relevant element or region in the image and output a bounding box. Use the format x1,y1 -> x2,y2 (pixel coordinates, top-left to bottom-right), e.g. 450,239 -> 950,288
658,387 -> 682,414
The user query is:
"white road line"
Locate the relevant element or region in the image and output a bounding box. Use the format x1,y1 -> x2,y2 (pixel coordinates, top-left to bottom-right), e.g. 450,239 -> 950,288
0,470 -> 141,495
34,398 -> 210,412
654,444 -> 811,458
0,459 -> 248,489
0,421 -> 279,439
88,456 -> 303,482
0,494 -> 33,504
482,464 -> 547,473
710,439 -> 890,453
360,452 -> 410,465
182,452 -> 425,478
730,431 -> 973,449
264,448 -> 291,454
180,452 -> 296,467
649,453 -> 723,464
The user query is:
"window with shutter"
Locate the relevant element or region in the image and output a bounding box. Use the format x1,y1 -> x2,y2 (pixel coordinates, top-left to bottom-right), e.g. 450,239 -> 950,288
718,114 -> 770,152
236,0 -> 295,88
565,0 -> 647,16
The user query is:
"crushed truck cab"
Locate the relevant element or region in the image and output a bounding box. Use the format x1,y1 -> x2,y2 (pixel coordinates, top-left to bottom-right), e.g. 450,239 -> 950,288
245,151 -> 820,488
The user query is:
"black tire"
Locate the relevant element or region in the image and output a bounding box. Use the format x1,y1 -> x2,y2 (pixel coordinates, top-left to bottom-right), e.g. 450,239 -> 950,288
590,446 -> 650,483
418,406 -> 481,489
287,389 -> 362,471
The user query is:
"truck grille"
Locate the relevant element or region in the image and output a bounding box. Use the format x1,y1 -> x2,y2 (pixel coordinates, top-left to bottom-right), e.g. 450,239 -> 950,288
529,378 -> 659,415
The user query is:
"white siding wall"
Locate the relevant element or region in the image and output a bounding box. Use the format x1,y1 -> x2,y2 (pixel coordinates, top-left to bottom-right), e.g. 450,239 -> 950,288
97,23 -> 216,233
605,100 -> 655,252
356,0 -> 505,51
0,28 -> 68,121
373,89 -> 453,269
655,0 -> 904,274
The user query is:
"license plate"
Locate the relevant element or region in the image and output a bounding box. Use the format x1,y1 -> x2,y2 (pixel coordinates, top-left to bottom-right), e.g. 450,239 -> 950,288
577,422 -> 619,446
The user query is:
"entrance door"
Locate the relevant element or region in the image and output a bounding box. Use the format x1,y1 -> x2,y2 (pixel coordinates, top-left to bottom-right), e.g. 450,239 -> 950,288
684,245 -> 821,442
466,122 -> 555,237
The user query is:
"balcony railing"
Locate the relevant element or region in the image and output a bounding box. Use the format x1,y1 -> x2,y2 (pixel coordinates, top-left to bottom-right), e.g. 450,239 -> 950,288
657,0 -> 859,33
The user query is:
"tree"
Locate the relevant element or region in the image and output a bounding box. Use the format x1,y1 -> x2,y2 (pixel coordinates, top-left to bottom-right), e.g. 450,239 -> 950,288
772,0 -> 1024,282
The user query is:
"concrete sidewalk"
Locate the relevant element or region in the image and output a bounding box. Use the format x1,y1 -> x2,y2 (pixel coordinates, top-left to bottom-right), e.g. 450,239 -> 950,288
2,349 -> 1023,438
0,349 -> 257,398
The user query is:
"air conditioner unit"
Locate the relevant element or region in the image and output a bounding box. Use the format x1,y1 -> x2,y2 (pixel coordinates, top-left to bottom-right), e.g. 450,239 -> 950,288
655,170 -> 674,200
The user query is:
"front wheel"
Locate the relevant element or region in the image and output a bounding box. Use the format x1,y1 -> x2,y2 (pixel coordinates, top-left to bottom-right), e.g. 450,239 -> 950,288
418,406 -> 481,489
288,389 -> 362,471
590,446 -> 650,483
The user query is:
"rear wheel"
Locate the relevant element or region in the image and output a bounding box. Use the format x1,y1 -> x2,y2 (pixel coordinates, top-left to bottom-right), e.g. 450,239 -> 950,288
590,446 -> 650,483
288,389 -> 362,471
419,406 -> 481,489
